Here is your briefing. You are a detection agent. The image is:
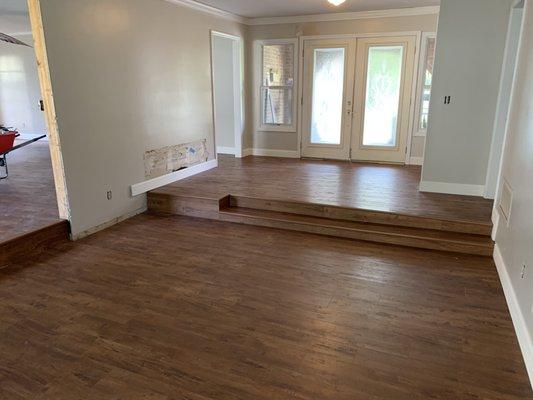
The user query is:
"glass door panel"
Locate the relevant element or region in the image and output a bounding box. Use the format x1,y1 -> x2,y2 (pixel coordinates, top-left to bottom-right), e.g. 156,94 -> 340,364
351,36 -> 416,163
310,48 -> 345,145
301,39 -> 356,160
362,46 -> 403,147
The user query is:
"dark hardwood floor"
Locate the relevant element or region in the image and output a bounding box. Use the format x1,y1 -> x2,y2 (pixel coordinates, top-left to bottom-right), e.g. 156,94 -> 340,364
154,155 -> 494,225
0,140 -> 59,242
0,213 -> 530,399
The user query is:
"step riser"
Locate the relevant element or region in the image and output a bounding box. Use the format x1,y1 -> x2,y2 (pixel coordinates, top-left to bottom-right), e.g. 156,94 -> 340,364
219,212 -> 493,256
148,193 -> 220,220
231,196 -> 492,236
0,221 -> 70,267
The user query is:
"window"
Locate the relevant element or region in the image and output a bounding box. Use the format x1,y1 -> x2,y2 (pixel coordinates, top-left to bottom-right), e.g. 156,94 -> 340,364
415,35 -> 436,135
256,40 -> 297,131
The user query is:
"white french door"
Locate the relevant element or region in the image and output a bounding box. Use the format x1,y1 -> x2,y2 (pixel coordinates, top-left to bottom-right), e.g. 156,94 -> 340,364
301,35 -> 416,163
301,39 -> 356,160
351,36 -> 416,162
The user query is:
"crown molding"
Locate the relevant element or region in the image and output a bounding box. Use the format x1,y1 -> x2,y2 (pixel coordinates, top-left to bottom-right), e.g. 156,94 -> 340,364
164,0 -> 247,24
164,1 -> 439,26
248,6 -> 440,26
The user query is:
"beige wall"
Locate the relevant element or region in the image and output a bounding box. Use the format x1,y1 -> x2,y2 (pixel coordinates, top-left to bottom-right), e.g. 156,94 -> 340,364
422,0 -> 512,189
495,0 -> 533,378
39,0 -> 247,236
246,14 -> 439,155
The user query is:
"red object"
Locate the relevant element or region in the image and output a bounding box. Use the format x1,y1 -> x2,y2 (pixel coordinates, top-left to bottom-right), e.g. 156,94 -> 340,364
0,132 -> 16,153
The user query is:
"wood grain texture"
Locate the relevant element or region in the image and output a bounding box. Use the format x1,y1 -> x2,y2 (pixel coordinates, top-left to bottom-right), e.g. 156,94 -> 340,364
219,207 -> 494,256
0,213 -> 530,399
0,141 -> 60,242
0,220 -> 69,267
151,155 -> 494,225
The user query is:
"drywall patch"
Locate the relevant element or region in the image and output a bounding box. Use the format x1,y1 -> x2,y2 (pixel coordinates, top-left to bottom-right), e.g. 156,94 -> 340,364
144,140 -> 209,179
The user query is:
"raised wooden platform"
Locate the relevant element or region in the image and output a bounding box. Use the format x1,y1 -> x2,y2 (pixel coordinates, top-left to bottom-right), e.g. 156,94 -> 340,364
148,156 -> 494,256
148,192 -> 494,256
0,220 -> 70,268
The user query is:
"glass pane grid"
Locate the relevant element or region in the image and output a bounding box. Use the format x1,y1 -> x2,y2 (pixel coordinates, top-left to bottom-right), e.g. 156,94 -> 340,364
362,45 -> 403,148
261,87 -> 293,125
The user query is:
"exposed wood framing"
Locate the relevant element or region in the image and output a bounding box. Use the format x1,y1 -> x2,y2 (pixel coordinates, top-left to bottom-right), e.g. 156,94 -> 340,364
27,0 -> 71,222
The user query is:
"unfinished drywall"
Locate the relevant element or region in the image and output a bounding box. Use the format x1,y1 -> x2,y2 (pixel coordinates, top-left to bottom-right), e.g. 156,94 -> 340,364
38,0 -> 247,236
0,33 -> 46,138
421,0 -> 512,193
495,0 -> 533,381
246,13 -> 439,154
212,35 -> 236,152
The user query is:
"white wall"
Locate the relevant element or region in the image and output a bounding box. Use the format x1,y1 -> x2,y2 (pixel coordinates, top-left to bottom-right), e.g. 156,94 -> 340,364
212,35 -> 236,152
0,34 -> 46,137
495,0 -> 533,383
484,7 -> 523,199
421,0 -> 512,195
39,0 -> 246,236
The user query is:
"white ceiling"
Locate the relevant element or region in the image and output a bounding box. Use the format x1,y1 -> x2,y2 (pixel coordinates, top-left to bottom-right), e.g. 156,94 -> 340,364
0,0 -> 30,34
194,0 -> 441,18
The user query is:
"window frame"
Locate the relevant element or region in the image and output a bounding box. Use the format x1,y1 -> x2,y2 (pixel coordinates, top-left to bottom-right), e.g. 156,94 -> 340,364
413,32 -> 436,137
254,38 -> 298,133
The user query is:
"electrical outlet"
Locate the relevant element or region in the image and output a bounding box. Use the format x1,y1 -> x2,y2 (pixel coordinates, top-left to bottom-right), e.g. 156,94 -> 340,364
521,263 -> 527,279
106,190 -> 112,200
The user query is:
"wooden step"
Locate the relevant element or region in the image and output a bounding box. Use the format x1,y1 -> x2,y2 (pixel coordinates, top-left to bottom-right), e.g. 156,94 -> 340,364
219,207 -> 494,256
230,195 -> 492,236
0,220 -> 70,267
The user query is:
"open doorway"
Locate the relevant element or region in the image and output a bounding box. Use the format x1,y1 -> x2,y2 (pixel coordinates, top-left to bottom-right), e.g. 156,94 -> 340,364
1,0 -> 69,264
210,31 -> 243,158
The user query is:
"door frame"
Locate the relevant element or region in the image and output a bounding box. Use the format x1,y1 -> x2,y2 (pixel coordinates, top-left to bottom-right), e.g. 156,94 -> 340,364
210,30 -> 244,158
297,31 -> 421,163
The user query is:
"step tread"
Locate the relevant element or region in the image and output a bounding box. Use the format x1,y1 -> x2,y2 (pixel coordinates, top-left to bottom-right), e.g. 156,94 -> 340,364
230,195 -> 493,236
220,207 -> 493,248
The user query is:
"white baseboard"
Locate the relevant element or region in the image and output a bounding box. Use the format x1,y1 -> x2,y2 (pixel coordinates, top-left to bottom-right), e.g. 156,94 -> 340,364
71,205 -> 147,241
408,157 -> 424,165
493,244 -> 533,388
242,148 -> 300,158
419,181 -> 485,196
130,159 -> 218,196
217,146 -> 236,155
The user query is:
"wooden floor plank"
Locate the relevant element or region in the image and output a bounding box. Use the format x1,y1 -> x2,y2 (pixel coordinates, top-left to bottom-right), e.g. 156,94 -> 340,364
0,141 -> 59,242
151,155 -> 494,224
0,213 -> 530,399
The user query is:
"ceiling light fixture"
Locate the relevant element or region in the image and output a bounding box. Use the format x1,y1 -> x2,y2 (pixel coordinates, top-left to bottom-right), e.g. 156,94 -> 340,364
328,0 -> 346,6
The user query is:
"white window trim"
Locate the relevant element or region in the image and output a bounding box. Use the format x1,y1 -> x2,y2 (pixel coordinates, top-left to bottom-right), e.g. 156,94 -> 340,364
254,38 -> 299,133
413,32 -> 436,137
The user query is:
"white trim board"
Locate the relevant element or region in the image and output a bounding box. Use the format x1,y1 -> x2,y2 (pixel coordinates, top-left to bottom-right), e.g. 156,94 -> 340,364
249,6 -> 440,25
493,245 -> 533,388
217,146 -> 236,155
165,0 -> 439,26
131,159 -> 218,197
242,148 -> 300,158
419,181 -> 485,196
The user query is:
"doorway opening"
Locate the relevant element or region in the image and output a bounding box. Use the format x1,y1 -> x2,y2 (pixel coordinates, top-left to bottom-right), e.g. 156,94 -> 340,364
210,31 -> 243,158
300,33 -> 418,163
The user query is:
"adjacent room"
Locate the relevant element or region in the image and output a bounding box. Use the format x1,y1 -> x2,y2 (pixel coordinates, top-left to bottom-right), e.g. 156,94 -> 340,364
0,0 -> 62,248
0,0 -> 532,398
